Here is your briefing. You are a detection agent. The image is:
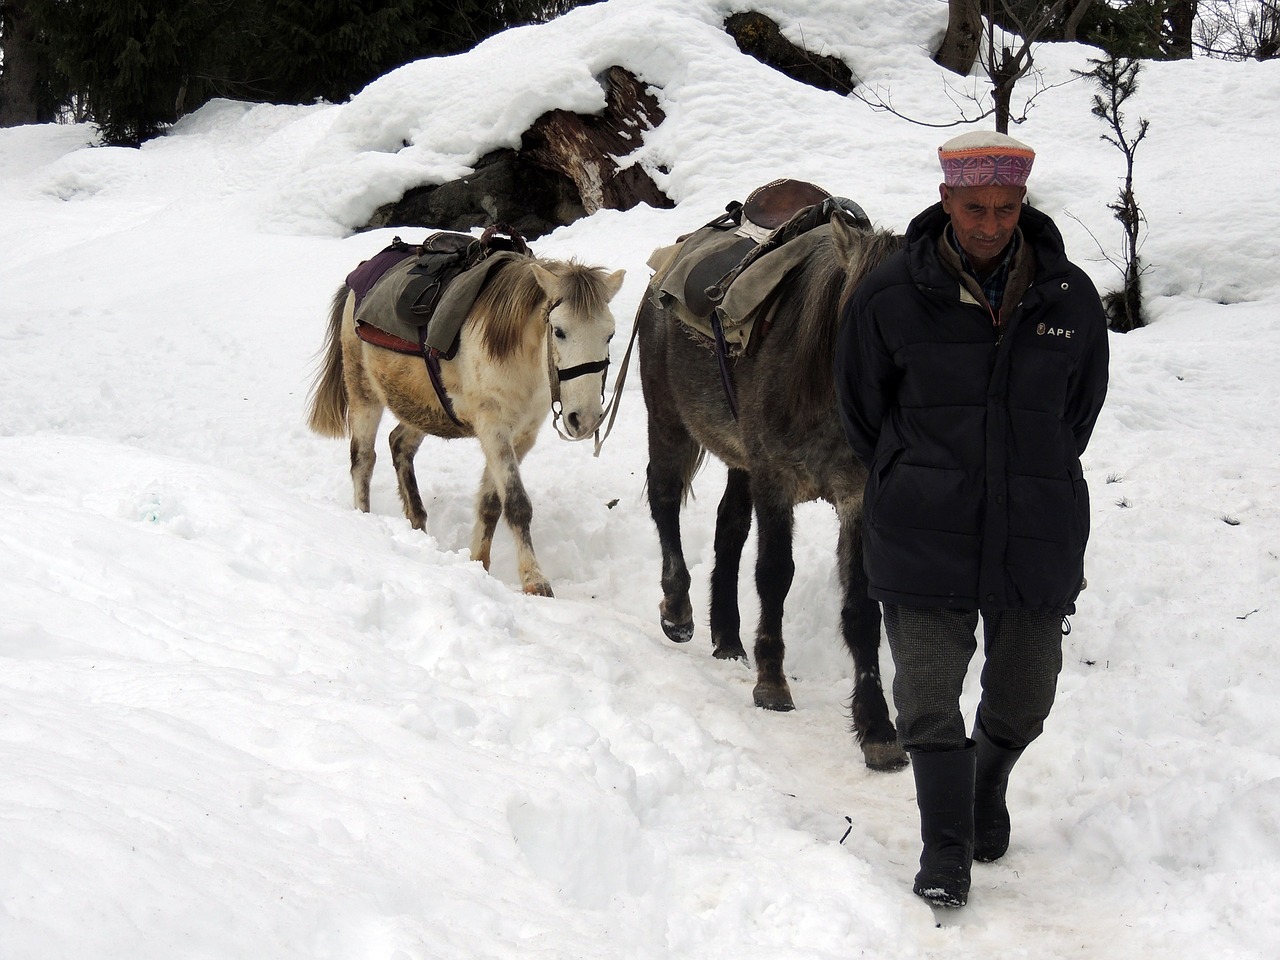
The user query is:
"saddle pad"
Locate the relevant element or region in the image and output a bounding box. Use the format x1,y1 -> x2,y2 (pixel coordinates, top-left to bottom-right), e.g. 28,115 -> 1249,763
346,245 -> 415,311
649,223 -> 834,356
654,227 -> 755,320
355,249 -> 525,357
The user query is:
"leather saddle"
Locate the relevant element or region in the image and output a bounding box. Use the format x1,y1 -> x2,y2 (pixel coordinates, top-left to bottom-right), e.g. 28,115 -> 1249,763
677,179 -> 832,318
347,225 -> 531,359
742,177 -> 833,233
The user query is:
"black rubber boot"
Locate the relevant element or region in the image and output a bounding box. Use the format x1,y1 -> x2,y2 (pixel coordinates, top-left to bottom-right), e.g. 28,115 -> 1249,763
910,742 -> 976,908
972,721 -> 1025,863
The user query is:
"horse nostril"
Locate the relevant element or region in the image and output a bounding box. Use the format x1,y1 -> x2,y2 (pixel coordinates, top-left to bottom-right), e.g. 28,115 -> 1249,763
566,412 -> 581,434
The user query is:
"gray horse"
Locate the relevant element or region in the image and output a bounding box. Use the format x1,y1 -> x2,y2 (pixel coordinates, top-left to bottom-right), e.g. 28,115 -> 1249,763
637,213 -> 907,771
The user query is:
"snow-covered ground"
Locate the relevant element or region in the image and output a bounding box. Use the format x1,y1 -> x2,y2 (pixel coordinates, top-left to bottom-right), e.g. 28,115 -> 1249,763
2,1 -> 1278,956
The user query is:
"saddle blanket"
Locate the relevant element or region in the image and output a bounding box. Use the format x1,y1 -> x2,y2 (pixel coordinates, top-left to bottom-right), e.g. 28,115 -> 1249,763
648,223 -> 836,356
346,233 -> 524,358
644,179 -> 869,357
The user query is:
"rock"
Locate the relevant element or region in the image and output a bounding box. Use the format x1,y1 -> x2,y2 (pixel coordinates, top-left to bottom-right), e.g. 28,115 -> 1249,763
724,11 -> 854,95
363,66 -> 671,240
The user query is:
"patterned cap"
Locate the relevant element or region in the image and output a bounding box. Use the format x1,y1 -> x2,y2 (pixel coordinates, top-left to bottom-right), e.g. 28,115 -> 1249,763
938,131 -> 1035,187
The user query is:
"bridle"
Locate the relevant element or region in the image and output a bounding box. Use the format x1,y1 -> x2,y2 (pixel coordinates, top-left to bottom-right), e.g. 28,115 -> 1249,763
423,294 -> 630,457
544,299 -> 613,450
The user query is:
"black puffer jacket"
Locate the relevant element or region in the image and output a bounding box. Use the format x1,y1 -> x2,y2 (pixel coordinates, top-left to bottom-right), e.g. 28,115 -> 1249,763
836,202 -> 1109,613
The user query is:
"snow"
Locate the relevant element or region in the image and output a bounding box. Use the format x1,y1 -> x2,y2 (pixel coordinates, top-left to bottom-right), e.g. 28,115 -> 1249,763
1,0 -> 1278,956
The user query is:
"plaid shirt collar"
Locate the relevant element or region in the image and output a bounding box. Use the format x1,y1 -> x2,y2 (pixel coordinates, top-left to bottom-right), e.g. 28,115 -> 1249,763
947,225 -> 1020,317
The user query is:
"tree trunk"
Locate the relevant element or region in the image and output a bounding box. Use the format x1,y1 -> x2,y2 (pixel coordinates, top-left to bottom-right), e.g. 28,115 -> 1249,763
1165,0 -> 1198,58
991,45 -> 1019,134
0,0 -> 42,126
935,0 -> 982,75
1062,0 -> 1096,41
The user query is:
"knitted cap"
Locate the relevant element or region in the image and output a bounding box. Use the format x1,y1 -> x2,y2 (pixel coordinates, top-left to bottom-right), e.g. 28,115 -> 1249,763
938,131 -> 1035,187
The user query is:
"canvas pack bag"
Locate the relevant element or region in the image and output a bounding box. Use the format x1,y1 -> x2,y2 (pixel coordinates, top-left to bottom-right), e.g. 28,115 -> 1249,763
646,179 -> 869,355
350,227 -> 530,358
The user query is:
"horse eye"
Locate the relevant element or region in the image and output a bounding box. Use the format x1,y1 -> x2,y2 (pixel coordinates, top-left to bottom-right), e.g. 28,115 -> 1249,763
607,333 -> 615,342
554,327 -> 566,340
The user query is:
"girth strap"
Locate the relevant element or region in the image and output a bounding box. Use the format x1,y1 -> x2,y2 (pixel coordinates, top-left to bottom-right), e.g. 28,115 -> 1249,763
421,328 -> 466,429
710,311 -> 739,421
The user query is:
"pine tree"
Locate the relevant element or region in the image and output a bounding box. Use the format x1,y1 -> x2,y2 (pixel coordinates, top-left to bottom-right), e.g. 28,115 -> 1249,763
241,1 -> 583,106
248,0 -> 441,105
26,0 -> 234,144
18,0 -> 590,141
1078,56 -> 1150,331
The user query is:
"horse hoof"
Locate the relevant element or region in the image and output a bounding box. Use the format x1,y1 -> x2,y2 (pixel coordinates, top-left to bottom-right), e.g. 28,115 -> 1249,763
753,683 -> 795,712
662,619 -> 694,643
861,740 -> 909,772
524,581 -> 555,598
712,640 -> 747,662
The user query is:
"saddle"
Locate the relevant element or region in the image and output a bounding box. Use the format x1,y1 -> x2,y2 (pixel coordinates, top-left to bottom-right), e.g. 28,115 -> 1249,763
348,225 -> 531,359
647,179 -> 870,356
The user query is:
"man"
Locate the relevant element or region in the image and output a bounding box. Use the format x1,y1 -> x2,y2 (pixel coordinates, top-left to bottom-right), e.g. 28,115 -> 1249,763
835,131 -> 1109,908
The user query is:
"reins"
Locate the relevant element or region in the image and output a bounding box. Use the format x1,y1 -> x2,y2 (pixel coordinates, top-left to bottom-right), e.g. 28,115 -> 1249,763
588,305 -> 641,456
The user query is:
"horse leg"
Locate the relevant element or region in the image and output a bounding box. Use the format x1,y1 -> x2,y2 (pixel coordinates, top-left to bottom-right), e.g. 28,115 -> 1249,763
347,400 -> 382,514
645,420 -> 700,644
470,467 -> 503,572
389,422 -> 429,530
476,430 -> 552,597
341,330 -> 382,514
837,499 -> 908,771
749,475 -> 796,711
709,468 -> 751,661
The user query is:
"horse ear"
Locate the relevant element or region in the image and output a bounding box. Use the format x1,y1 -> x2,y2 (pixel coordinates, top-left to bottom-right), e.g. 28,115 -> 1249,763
530,262 -> 561,299
603,268 -> 626,301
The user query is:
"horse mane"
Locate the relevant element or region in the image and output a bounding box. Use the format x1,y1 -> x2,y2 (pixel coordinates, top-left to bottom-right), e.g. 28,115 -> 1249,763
786,226 -> 903,420
473,258 -> 614,361
545,260 -> 614,318
472,258 -> 552,361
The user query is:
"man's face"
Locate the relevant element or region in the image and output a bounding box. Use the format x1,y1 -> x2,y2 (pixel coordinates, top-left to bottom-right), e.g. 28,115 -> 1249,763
939,183 -> 1027,272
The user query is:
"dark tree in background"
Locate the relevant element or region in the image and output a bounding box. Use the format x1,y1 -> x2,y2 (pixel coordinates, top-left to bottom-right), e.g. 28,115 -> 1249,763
0,0 -> 59,124
21,0 -> 249,144
1196,0 -> 1279,59
931,2 -> 1096,132
980,0 -> 1203,58
1072,0 -> 1200,57
2,0 -> 593,143
240,0 -> 514,106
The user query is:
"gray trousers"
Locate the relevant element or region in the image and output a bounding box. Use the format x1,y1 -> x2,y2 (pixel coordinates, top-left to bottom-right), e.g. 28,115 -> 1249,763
883,604 -> 1065,751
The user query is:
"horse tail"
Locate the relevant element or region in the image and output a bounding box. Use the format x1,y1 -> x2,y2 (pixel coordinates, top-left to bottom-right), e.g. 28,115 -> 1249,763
679,447 -> 708,506
306,285 -> 351,438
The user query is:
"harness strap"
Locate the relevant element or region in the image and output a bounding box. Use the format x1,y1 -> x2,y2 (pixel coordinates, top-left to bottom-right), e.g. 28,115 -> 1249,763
420,328 -> 466,428
710,311 -> 740,421
546,323 -> 562,417
558,359 -> 610,381
591,305 -> 642,456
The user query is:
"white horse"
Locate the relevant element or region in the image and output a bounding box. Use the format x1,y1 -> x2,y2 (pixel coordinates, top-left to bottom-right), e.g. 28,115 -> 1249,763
307,250 -> 625,596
